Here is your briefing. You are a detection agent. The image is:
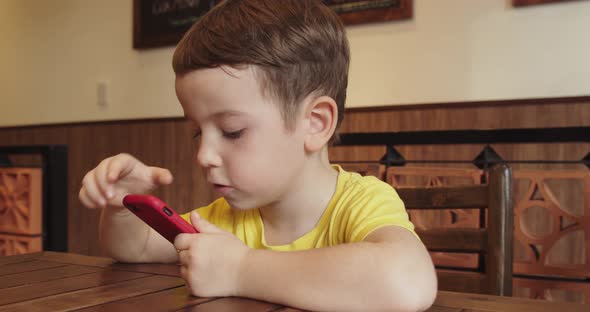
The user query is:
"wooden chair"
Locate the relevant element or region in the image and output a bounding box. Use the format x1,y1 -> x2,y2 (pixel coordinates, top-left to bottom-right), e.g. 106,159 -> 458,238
395,164 -> 514,296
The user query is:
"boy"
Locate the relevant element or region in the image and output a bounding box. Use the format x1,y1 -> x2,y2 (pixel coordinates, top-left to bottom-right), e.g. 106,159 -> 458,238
78,0 -> 437,311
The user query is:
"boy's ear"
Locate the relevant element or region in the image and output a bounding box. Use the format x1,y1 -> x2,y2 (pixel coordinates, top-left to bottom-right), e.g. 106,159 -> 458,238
302,95 -> 338,153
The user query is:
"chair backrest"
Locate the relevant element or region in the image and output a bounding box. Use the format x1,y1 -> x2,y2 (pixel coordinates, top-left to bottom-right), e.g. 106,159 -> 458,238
395,164 -> 514,296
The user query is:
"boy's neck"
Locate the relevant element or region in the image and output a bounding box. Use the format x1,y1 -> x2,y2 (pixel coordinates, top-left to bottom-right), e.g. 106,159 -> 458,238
259,147 -> 338,245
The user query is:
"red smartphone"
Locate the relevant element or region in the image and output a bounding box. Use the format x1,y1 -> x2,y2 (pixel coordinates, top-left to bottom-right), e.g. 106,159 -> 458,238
122,194 -> 198,243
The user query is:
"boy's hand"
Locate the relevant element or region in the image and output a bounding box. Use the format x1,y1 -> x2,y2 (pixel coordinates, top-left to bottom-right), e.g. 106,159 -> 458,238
175,211 -> 250,297
79,153 -> 173,209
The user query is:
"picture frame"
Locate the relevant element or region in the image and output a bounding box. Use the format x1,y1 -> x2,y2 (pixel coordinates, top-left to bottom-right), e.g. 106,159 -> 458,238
323,0 -> 413,25
513,0 -> 585,6
133,0 -> 413,49
133,0 -> 221,49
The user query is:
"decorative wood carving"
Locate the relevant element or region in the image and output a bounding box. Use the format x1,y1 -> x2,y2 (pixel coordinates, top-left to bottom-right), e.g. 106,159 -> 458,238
0,233 -> 42,256
0,168 -> 43,255
512,170 -> 589,278
510,170 -> 590,302
0,168 -> 42,235
515,277 -> 590,304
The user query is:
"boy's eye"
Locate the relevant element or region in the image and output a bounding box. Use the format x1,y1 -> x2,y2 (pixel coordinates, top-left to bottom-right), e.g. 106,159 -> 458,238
223,129 -> 244,140
192,130 -> 201,140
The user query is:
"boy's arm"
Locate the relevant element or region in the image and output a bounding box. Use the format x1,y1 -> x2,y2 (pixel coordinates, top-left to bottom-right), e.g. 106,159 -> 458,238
238,226 -> 437,312
79,153 -> 177,263
99,207 -> 178,263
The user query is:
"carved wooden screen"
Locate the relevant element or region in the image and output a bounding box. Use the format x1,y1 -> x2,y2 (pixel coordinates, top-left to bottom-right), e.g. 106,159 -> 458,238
341,163 -> 590,303
0,168 -> 43,255
512,170 -> 590,302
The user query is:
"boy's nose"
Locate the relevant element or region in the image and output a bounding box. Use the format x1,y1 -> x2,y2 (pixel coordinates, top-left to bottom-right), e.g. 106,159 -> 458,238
195,142 -> 222,168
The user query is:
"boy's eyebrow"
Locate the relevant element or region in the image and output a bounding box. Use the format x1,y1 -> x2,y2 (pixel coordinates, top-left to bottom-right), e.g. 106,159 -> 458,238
212,110 -> 245,118
183,110 -> 246,120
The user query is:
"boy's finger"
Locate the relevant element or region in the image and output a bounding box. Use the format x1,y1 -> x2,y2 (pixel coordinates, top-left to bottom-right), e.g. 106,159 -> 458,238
94,160 -> 114,199
106,154 -> 135,183
190,211 -> 222,234
151,167 -> 174,185
79,188 -> 97,209
80,179 -> 105,207
177,249 -> 189,264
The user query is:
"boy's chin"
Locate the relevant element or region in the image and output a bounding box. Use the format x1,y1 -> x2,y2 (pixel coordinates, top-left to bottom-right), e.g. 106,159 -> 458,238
225,198 -> 258,211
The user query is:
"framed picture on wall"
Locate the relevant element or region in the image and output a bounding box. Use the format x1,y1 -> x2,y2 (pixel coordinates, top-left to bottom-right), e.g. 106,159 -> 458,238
133,0 -> 413,49
513,0 -> 586,6
323,0 -> 413,25
133,0 -> 221,49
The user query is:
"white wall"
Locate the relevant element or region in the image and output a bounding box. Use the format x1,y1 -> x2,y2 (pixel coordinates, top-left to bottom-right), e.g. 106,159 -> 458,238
1,0 -> 589,127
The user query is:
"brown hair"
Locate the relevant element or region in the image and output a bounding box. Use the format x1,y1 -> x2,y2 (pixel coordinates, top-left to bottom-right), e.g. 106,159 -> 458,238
172,0 -> 350,144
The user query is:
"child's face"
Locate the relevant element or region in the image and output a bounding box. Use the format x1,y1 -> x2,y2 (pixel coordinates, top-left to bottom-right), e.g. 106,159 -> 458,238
176,66 -> 307,210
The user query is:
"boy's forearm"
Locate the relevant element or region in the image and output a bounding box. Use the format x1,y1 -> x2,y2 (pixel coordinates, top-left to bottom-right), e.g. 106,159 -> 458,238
237,242 -> 435,312
98,208 -> 150,262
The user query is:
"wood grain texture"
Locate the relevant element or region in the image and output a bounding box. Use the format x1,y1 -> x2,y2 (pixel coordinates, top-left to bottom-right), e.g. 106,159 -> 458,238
434,290 -> 589,312
0,260 -> 66,276
75,286 -> 215,312
0,264 -> 103,289
182,296 -> 281,312
1,252 -> 587,311
416,228 -> 486,252
0,270 -> 150,306
397,185 -> 488,209
398,165 -> 514,296
436,270 -> 486,294
39,251 -> 115,267
0,252 -> 41,266
485,165 -> 514,297
0,99 -> 588,259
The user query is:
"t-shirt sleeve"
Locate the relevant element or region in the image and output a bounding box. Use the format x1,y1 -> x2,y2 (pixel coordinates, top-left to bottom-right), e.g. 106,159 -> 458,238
344,180 -> 417,242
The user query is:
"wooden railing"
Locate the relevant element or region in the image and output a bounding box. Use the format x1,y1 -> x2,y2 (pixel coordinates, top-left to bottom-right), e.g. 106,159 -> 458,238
333,126 -> 590,303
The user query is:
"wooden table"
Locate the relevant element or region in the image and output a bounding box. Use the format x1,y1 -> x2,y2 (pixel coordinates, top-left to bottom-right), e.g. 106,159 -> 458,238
0,252 -> 587,311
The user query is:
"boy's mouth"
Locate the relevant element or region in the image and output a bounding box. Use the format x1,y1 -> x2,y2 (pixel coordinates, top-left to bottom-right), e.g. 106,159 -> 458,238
213,183 -> 233,194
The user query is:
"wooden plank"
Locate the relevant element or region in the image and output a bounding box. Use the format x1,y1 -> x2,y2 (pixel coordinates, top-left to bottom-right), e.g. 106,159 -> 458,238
514,263 -> 590,279
434,290 -> 589,312
111,262 -> 181,276
75,286 -> 216,312
397,185 -> 488,209
0,260 -> 66,276
485,164 -> 513,296
417,228 -> 486,252
0,275 -> 184,312
0,270 -> 149,306
0,253 -> 41,266
436,270 -> 485,295
182,297 -> 281,311
424,306 -> 465,312
40,251 -> 114,267
0,264 -> 103,289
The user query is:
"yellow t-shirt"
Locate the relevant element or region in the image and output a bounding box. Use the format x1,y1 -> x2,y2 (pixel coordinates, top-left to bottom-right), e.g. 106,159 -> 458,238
181,165 -> 416,251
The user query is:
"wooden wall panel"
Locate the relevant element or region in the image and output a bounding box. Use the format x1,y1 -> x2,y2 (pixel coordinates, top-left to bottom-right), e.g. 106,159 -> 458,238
0,119 -> 216,256
0,97 -> 588,257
